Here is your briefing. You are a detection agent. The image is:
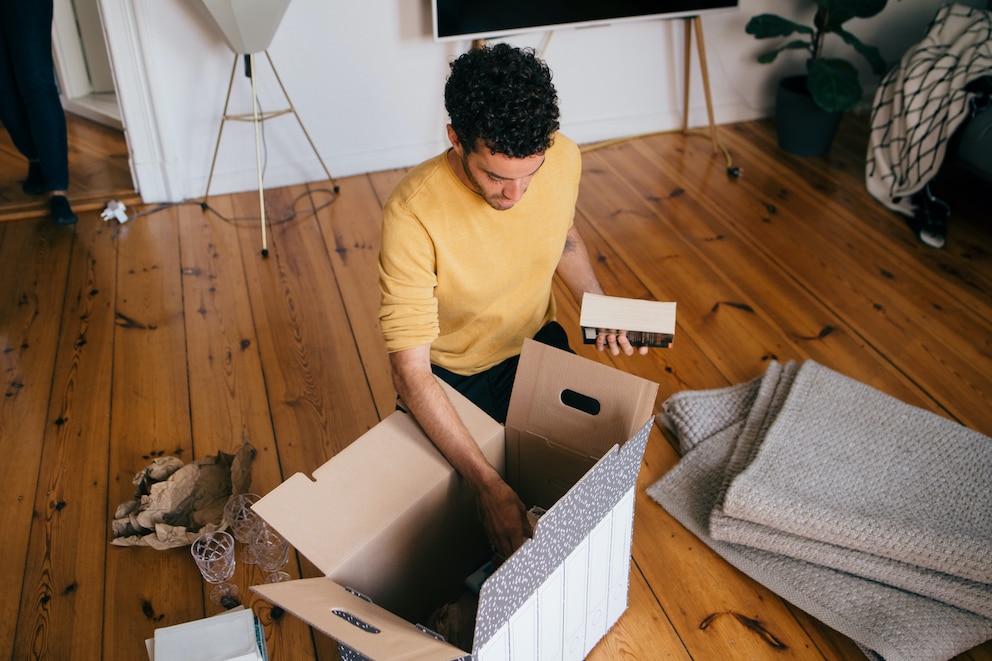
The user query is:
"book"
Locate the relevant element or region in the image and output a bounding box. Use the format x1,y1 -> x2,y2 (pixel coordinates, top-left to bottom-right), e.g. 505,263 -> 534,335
147,607 -> 267,661
579,293 -> 676,348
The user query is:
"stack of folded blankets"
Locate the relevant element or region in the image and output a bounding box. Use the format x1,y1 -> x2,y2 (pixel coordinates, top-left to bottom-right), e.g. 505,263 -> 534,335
648,360 -> 992,661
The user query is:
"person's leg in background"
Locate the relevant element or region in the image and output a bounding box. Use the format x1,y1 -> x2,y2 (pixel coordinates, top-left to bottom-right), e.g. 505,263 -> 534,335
0,0 -> 77,225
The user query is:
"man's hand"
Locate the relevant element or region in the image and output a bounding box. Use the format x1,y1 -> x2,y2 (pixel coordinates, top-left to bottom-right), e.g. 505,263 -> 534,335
555,227 -> 650,358
475,473 -> 534,562
595,329 -> 650,356
389,346 -> 534,561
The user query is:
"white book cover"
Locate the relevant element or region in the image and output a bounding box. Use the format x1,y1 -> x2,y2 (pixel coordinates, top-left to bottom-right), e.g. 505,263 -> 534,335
579,292 -> 676,347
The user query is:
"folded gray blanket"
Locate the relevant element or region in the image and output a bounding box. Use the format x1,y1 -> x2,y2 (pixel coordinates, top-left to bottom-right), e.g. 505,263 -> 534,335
648,360 -> 992,661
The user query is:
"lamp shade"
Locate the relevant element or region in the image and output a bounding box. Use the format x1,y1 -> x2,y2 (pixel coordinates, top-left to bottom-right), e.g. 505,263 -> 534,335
198,0 -> 292,54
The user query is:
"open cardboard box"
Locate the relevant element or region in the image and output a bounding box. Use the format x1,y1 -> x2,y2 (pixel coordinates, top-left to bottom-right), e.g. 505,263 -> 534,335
251,340 -> 658,660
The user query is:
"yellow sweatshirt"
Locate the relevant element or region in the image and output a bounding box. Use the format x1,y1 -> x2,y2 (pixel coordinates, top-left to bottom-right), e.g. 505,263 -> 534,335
378,134 -> 581,375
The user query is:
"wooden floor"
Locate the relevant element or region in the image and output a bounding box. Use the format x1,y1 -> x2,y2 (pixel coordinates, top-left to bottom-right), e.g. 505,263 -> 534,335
1,115 -> 990,660
0,112 -> 137,222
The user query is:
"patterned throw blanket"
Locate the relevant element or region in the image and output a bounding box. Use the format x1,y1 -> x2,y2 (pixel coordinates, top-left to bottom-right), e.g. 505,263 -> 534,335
865,3 -> 992,245
648,360 -> 992,661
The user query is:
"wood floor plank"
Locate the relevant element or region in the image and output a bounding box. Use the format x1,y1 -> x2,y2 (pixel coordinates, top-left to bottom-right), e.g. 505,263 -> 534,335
579,141 -> 801,383
958,645 -> 992,661
723,119 -> 992,369
234,186 -> 380,473
0,150 -> 26,204
737,118 -> 992,297
551,216 -> 727,402
234,185 -> 378,661
103,210 -> 201,660
366,167 -> 410,205
592,136 -> 978,408
177,195 -> 319,659
64,114 -> 133,196
586,562 -> 691,661
12,214 -> 118,659
631,127 -> 992,433
721,119 -> 992,331
176,198 -> 278,478
0,219 -> 74,658
311,175 -> 396,419
579,141 -> 909,397
0,112 -> 134,223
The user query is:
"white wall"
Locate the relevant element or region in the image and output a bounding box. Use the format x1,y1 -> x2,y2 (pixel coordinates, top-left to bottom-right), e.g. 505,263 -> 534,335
102,0 -> 978,203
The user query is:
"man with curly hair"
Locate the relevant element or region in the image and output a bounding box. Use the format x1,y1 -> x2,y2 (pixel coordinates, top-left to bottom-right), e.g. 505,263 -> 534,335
378,43 -> 644,559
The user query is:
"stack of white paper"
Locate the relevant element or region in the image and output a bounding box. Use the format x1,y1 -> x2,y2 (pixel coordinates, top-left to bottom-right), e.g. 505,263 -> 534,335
147,607 -> 266,661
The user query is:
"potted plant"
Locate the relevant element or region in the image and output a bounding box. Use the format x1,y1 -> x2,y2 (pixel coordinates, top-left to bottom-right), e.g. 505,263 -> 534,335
746,0 -> 889,155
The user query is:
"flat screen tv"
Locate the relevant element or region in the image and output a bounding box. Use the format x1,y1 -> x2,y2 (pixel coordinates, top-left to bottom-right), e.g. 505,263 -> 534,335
433,0 -> 739,42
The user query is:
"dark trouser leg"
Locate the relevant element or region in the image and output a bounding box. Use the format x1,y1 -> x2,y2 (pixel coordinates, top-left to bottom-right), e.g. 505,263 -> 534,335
431,321 -> 575,424
0,0 -> 69,192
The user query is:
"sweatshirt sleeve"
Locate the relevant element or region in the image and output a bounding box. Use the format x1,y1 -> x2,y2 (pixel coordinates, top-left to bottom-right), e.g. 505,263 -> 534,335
378,198 -> 440,353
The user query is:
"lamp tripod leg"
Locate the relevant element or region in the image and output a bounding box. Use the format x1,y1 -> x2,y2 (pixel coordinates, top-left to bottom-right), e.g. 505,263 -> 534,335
204,56 -> 240,204
249,52 -> 269,257
264,51 -> 338,192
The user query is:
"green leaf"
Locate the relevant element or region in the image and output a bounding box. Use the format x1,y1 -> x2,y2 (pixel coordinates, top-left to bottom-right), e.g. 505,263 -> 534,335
746,14 -> 814,39
747,0 -> 888,79
757,40 -> 812,64
807,58 -> 863,112
815,0 -> 888,32
836,27 -> 888,75
832,0 -> 887,22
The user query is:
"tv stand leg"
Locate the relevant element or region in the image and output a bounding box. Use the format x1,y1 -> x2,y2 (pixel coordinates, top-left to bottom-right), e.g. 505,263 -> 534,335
682,16 -> 719,153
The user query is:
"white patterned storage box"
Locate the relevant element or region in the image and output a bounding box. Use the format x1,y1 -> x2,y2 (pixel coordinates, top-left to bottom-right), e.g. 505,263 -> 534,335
252,340 -> 658,660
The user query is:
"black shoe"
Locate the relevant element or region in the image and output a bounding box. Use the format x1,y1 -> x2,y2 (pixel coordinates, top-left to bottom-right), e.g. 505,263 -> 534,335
907,185 -> 948,249
50,195 -> 78,226
22,162 -> 45,195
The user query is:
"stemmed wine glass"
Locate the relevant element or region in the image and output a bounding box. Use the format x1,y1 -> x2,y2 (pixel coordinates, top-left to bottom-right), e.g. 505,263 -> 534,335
250,522 -> 291,583
223,492 -> 262,565
190,530 -> 241,608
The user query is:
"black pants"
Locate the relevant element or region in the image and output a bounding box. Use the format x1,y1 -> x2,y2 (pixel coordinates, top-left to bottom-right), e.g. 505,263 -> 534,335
0,0 -> 69,191
431,321 -> 574,423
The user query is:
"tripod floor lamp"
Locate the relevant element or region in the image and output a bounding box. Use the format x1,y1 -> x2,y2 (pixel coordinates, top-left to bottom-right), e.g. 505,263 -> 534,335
199,0 -> 338,257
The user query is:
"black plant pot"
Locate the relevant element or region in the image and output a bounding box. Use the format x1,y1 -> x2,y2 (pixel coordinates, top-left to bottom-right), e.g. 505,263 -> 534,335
775,75 -> 844,156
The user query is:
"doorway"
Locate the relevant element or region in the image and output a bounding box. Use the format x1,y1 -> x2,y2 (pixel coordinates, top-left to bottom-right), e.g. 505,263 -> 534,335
52,0 -> 121,128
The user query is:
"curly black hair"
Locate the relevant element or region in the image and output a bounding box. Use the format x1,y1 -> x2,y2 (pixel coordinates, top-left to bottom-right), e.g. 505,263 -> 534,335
444,43 -> 560,158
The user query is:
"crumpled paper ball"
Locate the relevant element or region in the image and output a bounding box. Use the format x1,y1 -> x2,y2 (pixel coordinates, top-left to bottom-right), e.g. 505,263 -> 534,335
110,434 -> 254,549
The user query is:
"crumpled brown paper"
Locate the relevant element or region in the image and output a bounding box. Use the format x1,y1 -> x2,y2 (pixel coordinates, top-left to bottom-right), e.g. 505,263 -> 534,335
110,434 -> 254,549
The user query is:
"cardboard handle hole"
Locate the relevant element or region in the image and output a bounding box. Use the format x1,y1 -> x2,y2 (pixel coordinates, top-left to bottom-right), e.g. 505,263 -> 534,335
416,623 -> 444,641
560,388 -> 601,415
332,609 -> 381,634
345,586 -> 372,602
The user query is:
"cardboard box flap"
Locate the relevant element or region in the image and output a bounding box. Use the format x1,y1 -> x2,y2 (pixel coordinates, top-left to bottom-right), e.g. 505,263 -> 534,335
503,340 -> 658,506
251,412 -> 453,577
252,578 -> 468,661
506,339 -> 657,459
252,384 -> 503,621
